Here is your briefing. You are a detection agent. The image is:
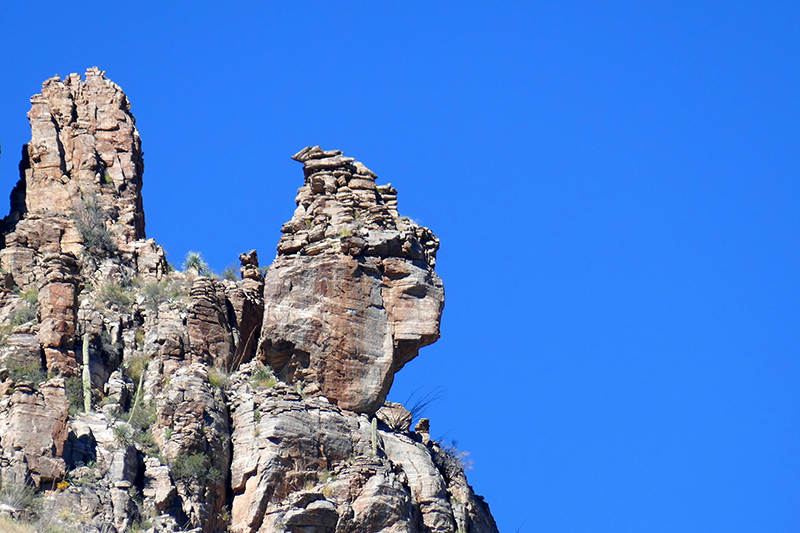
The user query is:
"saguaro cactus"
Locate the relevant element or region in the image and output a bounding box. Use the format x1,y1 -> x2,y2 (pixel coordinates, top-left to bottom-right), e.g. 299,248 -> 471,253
82,331 -> 91,413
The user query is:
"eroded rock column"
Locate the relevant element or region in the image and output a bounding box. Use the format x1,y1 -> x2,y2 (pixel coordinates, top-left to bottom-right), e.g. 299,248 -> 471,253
257,147 -> 444,414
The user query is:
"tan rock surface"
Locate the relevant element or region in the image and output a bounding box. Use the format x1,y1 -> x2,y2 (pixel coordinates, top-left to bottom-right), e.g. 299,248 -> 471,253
258,149 -> 444,414
0,74 -> 499,533
1,67 -> 147,291
0,379 -> 70,486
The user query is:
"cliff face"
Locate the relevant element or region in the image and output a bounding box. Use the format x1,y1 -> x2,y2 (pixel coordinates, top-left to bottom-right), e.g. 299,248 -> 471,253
0,70 -> 498,533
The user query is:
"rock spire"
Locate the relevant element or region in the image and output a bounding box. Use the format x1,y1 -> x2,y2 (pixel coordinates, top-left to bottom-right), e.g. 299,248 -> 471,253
258,146 -> 445,414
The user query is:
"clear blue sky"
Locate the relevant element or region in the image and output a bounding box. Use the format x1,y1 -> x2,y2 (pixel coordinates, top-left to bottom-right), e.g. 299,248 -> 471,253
1,2 -> 799,531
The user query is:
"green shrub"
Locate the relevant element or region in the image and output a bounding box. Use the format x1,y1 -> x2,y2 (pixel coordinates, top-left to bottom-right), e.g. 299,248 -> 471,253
183,251 -> 211,277
0,480 -> 39,515
113,424 -> 133,446
0,324 -> 13,347
134,329 -> 145,349
18,289 -> 37,306
141,281 -> 169,311
72,196 -> 117,258
221,265 -> 239,281
168,453 -> 222,484
127,399 -> 157,431
208,368 -> 229,389
251,367 -> 276,389
123,355 -> 149,385
98,284 -> 134,312
339,228 -> 353,238
65,376 -> 84,415
134,429 -> 159,457
8,306 -> 37,326
6,359 -> 46,384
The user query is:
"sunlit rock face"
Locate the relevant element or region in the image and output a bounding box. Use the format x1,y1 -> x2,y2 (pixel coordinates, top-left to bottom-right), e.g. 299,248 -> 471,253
257,147 -> 445,414
1,67 -> 148,291
0,72 -> 499,533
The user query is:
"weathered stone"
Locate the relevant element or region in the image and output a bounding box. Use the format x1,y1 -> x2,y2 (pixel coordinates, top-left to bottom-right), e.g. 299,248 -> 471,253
38,255 -> 80,375
0,378 -> 70,485
376,402 -> 412,433
259,148 -> 444,415
155,363 -> 230,533
143,457 -> 177,511
1,68 -> 147,291
258,253 -> 442,414
108,442 -> 138,485
187,278 -> 235,369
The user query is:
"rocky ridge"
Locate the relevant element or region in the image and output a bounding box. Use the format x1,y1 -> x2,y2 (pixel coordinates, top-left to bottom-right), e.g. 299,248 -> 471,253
0,69 -> 498,533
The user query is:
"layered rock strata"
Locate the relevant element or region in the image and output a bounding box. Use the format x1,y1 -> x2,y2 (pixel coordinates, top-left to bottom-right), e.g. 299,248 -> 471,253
259,147 -> 444,414
2,67 -> 146,291
0,71 -> 498,533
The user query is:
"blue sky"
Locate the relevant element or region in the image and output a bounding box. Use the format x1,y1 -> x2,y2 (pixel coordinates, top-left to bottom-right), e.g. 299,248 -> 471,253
1,2 -> 799,531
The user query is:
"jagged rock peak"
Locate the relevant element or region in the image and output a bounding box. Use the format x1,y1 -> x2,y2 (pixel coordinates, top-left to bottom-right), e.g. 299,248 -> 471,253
0,67 -> 160,291
6,66 -> 145,241
278,146 -> 439,267
259,148 -> 445,414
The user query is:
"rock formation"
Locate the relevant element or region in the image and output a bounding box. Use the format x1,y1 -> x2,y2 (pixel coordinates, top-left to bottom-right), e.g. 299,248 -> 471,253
258,147 -> 444,414
0,69 -> 498,533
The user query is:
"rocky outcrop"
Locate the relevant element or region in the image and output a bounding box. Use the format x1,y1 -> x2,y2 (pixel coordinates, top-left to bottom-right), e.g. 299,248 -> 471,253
0,379 -> 70,487
187,278 -> 235,368
155,363 -> 230,533
228,362 -> 493,533
0,72 -> 498,533
258,148 -> 445,414
38,253 -> 81,375
1,67 -> 146,292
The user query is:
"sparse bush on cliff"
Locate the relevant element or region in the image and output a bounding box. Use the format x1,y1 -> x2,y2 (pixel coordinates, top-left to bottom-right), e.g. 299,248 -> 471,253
208,368 -> 229,389
168,453 -> 222,485
65,376 -> 84,415
251,366 -> 276,389
6,358 -> 46,384
98,284 -> 134,312
435,440 -> 473,481
0,479 -> 39,516
183,251 -> 212,277
127,399 -> 157,431
8,306 -> 37,326
8,288 -> 39,326
140,280 -> 170,312
123,354 -> 149,384
18,288 -> 37,306
100,330 -> 122,360
221,265 -> 238,281
73,196 -> 117,259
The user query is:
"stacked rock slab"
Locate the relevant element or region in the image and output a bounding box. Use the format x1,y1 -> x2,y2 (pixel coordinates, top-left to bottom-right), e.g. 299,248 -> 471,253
258,146 -> 445,414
